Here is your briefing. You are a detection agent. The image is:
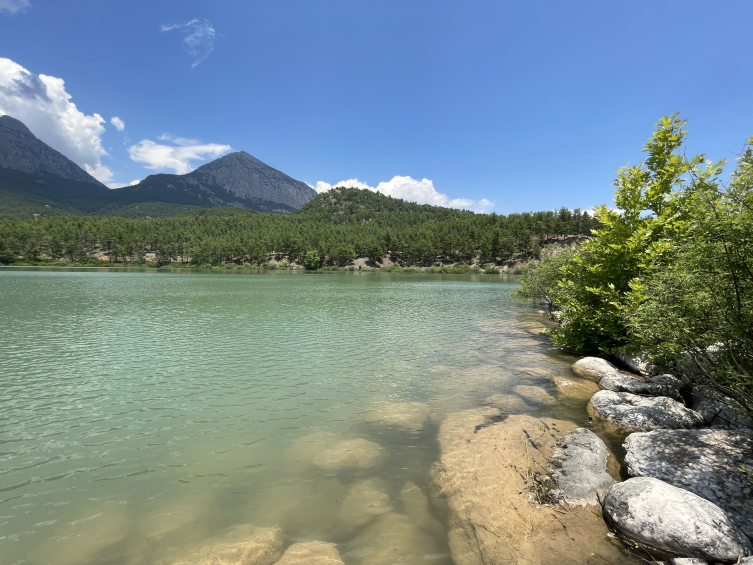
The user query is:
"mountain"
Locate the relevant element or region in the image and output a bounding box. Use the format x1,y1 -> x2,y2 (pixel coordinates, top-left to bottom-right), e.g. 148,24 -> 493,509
113,152 -> 317,213
0,115 -> 118,217
190,152 -> 316,210
0,115 -> 105,185
0,116 -> 318,218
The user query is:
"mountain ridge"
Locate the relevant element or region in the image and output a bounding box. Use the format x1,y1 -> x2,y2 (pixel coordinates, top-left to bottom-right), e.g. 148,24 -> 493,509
0,115 -> 105,186
0,116 -> 318,218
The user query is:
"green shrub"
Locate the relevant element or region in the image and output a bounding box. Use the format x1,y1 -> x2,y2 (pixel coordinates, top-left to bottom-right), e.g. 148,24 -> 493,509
304,250 -> 320,270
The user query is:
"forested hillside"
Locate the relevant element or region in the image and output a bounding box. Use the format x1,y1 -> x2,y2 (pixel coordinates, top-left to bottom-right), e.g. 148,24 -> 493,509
0,187 -> 599,267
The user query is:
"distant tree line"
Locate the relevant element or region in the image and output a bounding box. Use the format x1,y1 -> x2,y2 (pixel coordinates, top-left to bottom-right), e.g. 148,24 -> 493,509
0,188 -> 599,267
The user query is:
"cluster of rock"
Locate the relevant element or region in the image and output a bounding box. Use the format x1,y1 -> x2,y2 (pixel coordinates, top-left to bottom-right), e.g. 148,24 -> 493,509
429,410 -> 627,564
170,526 -> 343,565
165,362 -> 751,565
573,355 -> 753,563
167,401 -> 448,565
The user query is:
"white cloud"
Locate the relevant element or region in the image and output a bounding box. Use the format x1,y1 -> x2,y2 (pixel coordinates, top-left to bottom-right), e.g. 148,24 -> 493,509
313,175 -> 494,213
157,133 -> 199,146
105,179 -> 141,189
0,0 -> 30,14
161,19 -> 215,68
128,138 -> 231,175
110,116 -> 125,131
0,57 -> 113,182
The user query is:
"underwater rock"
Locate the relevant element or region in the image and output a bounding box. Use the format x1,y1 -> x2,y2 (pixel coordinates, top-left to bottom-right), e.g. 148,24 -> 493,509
429,408 -> 627,565
400,481 -> 445,539
274,541 -> 344,565
551,377 -> 600,402
485,393 -> 534,414
336,478 -> 393,532
171,525 -> 285,565
511,385 -> 557,406
365,402 -> 431,431
346,512 -> 442,565
289,432 -> 386,472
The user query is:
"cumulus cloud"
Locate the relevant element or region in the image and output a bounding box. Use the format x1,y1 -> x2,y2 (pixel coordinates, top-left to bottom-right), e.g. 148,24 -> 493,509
128,137 -> 231,175
0,57 -> 113,182
110,116 -> 125,131
0,0 -> 30,14
161,19 -> 215,68
313,175 -> 494,213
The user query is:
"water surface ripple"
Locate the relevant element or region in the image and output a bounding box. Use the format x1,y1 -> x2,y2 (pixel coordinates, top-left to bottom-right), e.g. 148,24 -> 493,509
0,269 -> 586,565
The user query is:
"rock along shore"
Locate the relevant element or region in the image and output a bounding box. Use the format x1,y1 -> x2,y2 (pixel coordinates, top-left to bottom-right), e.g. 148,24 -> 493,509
427,352 -> 752,565
163,351 -> 751,565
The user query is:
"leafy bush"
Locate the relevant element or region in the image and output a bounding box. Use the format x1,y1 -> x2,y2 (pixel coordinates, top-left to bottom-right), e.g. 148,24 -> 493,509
518,115 -> 752,411
627,137 -> 753,409
304,250 -> 320,270
331,244 -> 356,266
516,245 -> 577,306
546,115 -> 706,353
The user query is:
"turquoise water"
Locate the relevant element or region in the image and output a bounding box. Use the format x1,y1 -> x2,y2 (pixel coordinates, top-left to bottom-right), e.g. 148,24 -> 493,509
0,269 -> 587,565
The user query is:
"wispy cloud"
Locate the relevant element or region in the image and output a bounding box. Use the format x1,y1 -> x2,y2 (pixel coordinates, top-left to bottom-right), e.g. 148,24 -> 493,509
110,116 -> 125,131
0,0 -> 30,14
311,176 -> 494,213
161,19 -> 216,68
0,57 -> 113,181
157,133 -> 200,146
128,136 -> 231,175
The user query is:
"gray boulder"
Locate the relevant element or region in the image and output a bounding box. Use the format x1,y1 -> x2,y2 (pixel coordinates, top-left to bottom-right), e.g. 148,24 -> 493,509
615,351 -> 661,376
624,429 -> 753,542
551,428 -> 615,507
692,386 -> 752,430
603,477 -> 751,562
588,390 -> 704,432
599,373 -> 682,402
670,559 -> 708,565
649,373 -> 689,391
572,357 -> 619,380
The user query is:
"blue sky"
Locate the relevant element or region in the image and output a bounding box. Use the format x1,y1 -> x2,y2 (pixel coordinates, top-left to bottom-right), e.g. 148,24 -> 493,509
1,0 -> 752,213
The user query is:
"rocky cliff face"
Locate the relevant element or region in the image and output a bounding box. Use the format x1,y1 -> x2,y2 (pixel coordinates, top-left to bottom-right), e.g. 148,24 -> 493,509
187,151 -> 317,210
0,115 -> 104,185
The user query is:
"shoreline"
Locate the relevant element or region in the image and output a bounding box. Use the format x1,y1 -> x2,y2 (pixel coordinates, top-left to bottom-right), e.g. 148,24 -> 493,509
0,263 -> 524,275
430,344 -> 753,565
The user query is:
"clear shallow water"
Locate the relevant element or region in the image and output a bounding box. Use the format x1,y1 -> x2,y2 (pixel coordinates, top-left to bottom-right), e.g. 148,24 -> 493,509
0,269 -> 593,565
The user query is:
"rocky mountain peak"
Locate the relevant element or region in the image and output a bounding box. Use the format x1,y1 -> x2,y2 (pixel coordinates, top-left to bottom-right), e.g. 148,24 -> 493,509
188,150 -> 317,210
0,114 -> 104,186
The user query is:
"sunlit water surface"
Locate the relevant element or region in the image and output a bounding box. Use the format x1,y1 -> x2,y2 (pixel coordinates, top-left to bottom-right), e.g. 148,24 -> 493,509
0,269 -> 600,565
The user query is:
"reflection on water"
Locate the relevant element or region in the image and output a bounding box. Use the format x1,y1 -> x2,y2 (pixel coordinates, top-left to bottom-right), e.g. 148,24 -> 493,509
0,269 -> 603,565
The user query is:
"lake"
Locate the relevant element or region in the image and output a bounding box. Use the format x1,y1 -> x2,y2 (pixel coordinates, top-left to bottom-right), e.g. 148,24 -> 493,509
0,269 -> 597,565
